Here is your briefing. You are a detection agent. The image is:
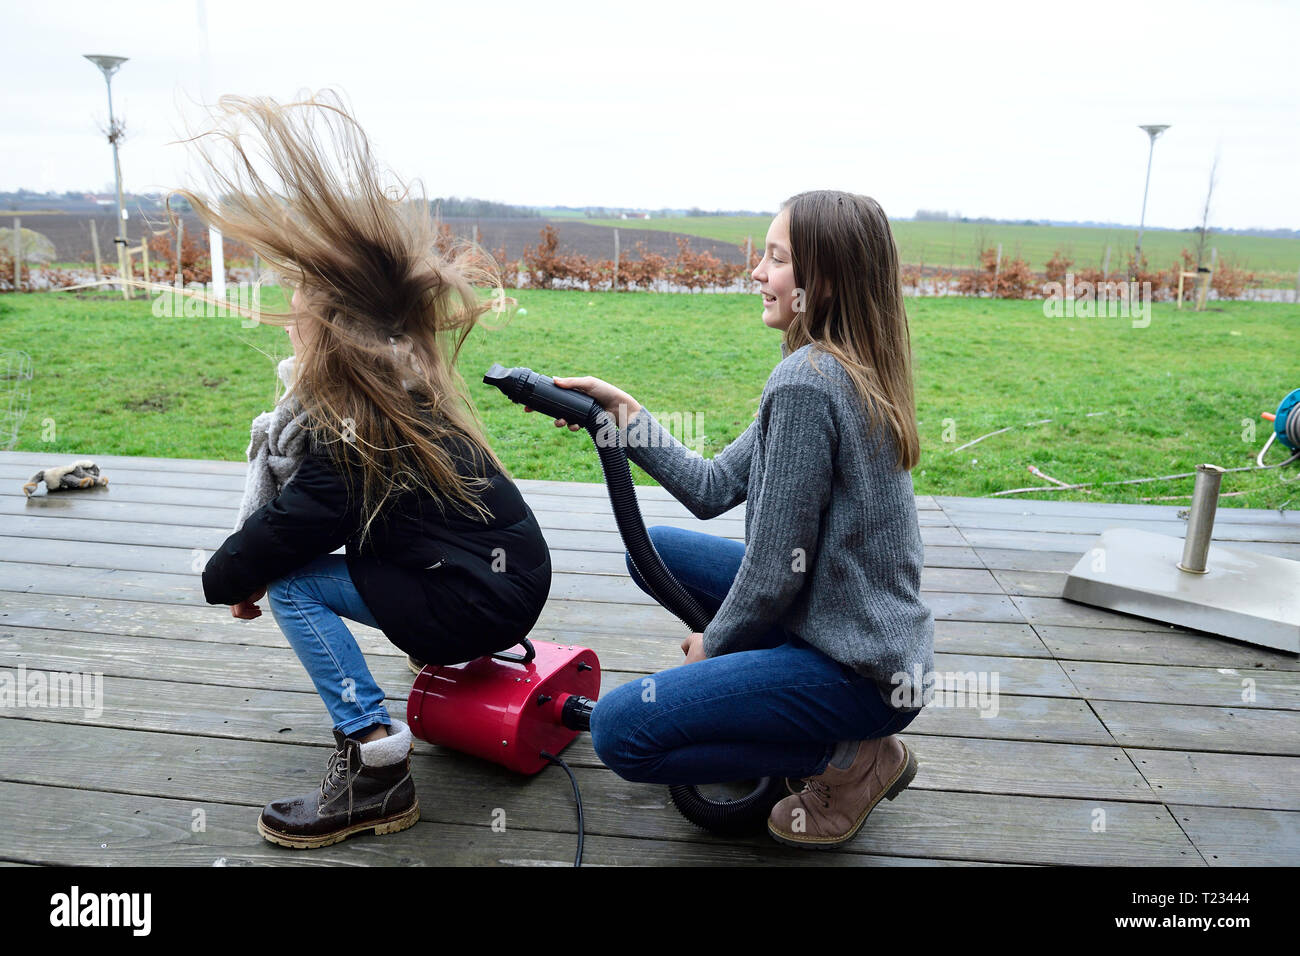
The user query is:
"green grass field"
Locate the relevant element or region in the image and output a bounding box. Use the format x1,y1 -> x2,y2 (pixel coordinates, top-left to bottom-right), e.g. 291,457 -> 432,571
2,289 -> 1298,509
585,216 -> 1300,281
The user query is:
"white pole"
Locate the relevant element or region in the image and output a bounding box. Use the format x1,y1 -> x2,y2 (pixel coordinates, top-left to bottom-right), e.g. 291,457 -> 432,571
1135,126 -> 1169,263
209,226 -> 225,300
196,1 -> 220,301
1136,135 -> 1156,260
104,72 -> 130,299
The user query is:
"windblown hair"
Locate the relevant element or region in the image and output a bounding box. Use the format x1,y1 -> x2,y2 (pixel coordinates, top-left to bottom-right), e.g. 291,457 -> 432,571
174,90 -> 509,545
778,190 -> 921,472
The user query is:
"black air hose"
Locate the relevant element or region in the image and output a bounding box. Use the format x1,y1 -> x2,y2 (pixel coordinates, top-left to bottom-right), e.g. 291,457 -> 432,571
484,363 -> 712,639
584,407 -> 712,634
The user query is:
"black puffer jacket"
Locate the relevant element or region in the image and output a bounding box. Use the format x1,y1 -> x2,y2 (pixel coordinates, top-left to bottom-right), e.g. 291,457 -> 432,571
202,424 -> 552,665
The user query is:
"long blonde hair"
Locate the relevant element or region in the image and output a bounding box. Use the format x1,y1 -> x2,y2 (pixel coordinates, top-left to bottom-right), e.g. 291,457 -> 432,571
779,190 -> 921,471
175,91 -> 508,544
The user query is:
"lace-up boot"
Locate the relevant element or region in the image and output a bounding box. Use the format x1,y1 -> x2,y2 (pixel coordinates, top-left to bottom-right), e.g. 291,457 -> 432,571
258,720 -> 419,849
767,735 -> 917,849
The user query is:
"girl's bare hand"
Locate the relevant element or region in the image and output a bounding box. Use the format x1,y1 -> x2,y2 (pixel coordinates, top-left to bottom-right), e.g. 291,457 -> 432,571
681,632 -> 707,664
232,586 -> 267,620
523,376 -> 643,431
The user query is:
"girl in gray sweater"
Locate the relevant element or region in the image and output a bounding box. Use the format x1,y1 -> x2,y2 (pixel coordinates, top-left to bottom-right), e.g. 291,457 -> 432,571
544,191 -> 934,850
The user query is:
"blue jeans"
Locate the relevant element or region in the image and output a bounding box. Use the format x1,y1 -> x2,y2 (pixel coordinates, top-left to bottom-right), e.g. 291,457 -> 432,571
589,526 -> 918,785
267,553 -> 392,737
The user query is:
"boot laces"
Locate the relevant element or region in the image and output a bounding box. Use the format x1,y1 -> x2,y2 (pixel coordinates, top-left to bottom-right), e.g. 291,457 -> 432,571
320,744 -> 352,803
804,776 -> 832,808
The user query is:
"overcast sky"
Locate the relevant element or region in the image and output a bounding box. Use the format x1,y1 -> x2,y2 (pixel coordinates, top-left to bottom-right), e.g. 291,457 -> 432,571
3,0 -> 1296,229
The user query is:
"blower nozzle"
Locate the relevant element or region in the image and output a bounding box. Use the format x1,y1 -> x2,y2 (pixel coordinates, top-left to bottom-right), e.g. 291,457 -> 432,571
484,363 -> 601,428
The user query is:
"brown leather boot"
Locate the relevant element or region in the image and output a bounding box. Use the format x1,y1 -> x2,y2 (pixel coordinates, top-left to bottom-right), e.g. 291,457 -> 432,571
258,720 -> 420,849
767,735 -> 917,850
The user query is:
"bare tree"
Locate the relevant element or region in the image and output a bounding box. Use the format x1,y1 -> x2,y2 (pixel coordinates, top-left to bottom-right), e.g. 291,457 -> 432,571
1194,152 -> 1220,270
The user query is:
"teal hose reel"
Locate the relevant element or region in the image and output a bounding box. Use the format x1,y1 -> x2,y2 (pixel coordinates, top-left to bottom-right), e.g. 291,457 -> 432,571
1259,388 -> 1300,467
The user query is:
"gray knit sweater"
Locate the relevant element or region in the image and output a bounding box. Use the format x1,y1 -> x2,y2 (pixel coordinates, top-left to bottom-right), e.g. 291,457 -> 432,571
617,342 -> 935,711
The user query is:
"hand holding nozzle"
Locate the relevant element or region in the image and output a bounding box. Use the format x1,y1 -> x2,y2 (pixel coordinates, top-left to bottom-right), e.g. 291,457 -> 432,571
483,363 -> 642,432
533,376 -> 643,432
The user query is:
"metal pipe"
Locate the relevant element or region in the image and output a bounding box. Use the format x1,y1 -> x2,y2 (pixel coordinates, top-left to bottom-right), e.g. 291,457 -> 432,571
1178,463 -> 1225,573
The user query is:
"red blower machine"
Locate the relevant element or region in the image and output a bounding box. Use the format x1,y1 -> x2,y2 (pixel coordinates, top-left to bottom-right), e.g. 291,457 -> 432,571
408,638 -> 598,775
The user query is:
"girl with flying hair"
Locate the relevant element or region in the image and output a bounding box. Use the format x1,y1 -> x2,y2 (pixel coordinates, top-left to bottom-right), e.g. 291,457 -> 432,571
553,190 -> 935,850
195,92 -> 552,849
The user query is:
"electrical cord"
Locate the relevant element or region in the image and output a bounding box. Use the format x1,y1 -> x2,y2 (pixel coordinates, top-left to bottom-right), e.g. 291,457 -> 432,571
541,750 -> 584,867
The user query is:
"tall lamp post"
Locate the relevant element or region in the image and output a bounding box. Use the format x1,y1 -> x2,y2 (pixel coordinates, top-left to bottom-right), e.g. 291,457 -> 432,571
84,54 -> 130,299
1135,124 -> 1170,266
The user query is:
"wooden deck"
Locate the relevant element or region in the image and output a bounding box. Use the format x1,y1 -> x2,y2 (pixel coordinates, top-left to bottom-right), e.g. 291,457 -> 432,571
1,448 -> 1297,867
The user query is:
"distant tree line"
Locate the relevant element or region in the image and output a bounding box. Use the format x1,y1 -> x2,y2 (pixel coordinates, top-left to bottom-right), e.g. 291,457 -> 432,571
430,196 -> 542,219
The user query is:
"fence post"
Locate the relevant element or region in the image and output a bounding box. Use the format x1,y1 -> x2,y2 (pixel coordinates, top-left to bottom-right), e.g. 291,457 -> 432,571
1197,247 -> 1217,311
141,235 -> 150,286
90,219 -> 103,278
12,218 -> 20,292
992,242 -> 1002,297
175,219 -> 184,284
209,226 -> 225,302
123,242 -> 135,299
1102,245 -> 1111,279
613,228 -> 620,292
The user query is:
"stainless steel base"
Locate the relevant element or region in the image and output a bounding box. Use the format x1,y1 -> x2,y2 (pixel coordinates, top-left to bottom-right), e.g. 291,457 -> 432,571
1063,528 -> 1300,654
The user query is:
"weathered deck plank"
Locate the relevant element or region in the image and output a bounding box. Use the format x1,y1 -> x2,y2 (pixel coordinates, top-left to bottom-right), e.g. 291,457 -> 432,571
939,503 -> 1300,540
1034,623 -> 1300,672
0,780 -> 986,867
0,738 -> 1197,866
957,527 -> 1300,562
1091,700 -> 1300,757
1058,660 -> 1300,710
934,494 -> 1300,526
0,590 -> 1050,659
0,537 -> 1004,595
1127,749 -> 1300,811
0,671 -> 1115,751
1166,805 -> 1300,866
1,626 -> 1081,707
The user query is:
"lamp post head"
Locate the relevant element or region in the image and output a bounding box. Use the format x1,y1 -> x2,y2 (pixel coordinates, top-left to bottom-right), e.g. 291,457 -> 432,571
1140,124 -> 1171,142
84,55 -> 128,81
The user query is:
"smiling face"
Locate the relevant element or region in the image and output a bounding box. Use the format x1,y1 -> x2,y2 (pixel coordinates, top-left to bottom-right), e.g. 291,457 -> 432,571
752,208 -> 800,331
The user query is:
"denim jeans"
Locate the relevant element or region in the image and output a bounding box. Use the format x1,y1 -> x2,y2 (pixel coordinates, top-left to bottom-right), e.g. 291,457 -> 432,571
589,526 -> 918,785
267,553 -> 392,737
